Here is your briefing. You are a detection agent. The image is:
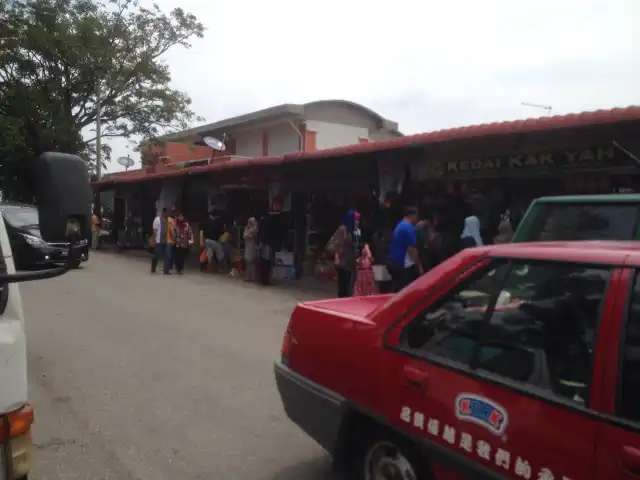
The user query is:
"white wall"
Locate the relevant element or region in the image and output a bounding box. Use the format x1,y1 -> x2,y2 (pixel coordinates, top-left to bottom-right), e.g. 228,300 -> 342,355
267,123 -> 300,155
235,130 -> 262,157
305,120 -> 369,150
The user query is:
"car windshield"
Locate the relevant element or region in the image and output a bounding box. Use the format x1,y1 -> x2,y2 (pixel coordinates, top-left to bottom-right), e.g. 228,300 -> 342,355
532,203 -> 640,241
1,206 -> 39,227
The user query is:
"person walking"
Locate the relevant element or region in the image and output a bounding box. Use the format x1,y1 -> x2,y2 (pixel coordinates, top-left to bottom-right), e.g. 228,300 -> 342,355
493,213 -> 514,244
151,208 -> 175,274
327,210 -> 359,298
257,197 -> 284,286
172,212 -> 193,274
91,210 -> 100,250
417,213 -> 444,272
200,210 -> 224,272
243,217 -> 259,282
460,214 -> 484,249
387,206 -> 422,292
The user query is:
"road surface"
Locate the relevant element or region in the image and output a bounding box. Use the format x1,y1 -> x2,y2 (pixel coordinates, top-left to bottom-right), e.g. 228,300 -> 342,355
22,252 -> 340,480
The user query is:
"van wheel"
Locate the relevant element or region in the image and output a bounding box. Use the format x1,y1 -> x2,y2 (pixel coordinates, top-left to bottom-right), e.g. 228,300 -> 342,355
351,424 -> 432,480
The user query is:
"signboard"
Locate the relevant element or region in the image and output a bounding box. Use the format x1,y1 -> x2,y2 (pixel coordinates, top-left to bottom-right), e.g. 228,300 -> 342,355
412,145 -> 633,180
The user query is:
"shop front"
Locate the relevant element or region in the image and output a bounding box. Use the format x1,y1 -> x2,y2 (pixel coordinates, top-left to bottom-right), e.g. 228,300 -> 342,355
410,139 -> 640,245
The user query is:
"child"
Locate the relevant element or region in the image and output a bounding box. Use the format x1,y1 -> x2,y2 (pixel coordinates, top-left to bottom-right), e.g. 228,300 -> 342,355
220,228 -> 239,277
353,244 -> 378,297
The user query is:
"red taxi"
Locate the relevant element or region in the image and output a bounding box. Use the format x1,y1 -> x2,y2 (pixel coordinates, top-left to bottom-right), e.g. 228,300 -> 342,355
275,241 -> 640,480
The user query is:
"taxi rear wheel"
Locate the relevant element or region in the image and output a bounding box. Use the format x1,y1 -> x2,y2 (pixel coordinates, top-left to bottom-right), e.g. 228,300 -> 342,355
352,424 -> 433,480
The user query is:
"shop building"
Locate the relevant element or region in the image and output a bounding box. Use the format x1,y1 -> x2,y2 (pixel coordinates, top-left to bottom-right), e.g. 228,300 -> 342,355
127,99 -> 403,173
94,105 -> 640,280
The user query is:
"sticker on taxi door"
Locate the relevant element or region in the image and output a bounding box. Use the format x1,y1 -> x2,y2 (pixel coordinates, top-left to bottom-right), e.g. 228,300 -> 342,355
455,393 -> 508,436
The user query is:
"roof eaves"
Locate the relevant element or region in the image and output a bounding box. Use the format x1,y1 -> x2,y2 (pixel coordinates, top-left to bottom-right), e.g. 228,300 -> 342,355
156,104 -> 305,142
93,105 -> 640,188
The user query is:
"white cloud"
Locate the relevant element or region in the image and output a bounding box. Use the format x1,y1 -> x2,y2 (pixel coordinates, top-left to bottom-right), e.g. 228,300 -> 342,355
104,0 -> 640,172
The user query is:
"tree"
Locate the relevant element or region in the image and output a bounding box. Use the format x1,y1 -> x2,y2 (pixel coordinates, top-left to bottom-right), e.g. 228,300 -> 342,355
0,0 -> 205,196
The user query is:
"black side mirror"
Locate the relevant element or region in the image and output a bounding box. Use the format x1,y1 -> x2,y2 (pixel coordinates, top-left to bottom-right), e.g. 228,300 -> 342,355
32,152 -> 92,243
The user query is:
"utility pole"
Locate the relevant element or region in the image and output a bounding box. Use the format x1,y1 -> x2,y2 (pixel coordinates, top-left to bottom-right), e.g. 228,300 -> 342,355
95,83 -> 102,180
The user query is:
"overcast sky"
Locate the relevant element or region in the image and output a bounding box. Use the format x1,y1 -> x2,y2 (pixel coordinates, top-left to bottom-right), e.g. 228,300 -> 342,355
105,0 -> 640,172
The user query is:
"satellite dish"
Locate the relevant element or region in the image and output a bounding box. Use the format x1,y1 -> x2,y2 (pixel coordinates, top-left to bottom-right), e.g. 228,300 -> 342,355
203,136 -> 226,152
117,156 -> 134,170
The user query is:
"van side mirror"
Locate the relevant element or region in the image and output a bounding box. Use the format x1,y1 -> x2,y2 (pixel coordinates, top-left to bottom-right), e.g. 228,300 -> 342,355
0,152 -> 92,283
32,152 -> 93,243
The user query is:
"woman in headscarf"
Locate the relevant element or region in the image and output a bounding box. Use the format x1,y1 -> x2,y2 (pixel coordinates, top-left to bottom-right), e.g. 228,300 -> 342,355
243,217 -> 259,282
460,214 -> 484,249
327,210 -> 360,298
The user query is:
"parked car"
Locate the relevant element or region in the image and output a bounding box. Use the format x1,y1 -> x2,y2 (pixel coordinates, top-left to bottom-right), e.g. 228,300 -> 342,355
513,193 -> 640,242
275,241 -> 640,480
0,203 -> 88,269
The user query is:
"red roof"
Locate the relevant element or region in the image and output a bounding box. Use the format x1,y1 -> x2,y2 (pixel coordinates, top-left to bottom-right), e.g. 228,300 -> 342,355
94,106 -> 640,187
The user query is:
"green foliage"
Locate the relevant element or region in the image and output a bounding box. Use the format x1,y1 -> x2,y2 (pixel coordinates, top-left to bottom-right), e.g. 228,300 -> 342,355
0,0 -> 205,197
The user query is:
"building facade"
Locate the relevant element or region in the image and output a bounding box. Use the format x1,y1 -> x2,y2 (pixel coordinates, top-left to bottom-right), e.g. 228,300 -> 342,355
145,99 -> 402,168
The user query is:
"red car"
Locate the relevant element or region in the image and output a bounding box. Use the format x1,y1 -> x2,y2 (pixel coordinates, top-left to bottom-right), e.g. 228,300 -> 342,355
275,241 -> 640,480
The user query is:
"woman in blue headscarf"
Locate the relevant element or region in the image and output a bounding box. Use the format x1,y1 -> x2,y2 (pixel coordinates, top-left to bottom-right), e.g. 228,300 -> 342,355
329,210 -> 360,297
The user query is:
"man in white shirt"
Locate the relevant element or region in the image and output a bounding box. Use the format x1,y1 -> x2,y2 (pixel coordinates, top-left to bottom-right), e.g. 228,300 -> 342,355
151,208 -> 173,274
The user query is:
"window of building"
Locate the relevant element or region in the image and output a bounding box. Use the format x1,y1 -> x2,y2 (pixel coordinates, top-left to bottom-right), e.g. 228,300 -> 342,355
401,260 -> 611,405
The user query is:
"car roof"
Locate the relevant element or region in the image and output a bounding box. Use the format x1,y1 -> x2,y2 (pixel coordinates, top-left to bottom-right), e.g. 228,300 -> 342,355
532,194 -> 640,204
472,241 -> 640,267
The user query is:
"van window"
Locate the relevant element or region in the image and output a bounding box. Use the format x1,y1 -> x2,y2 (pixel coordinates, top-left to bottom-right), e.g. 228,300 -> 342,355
532,204 -> 639,242
617,272 -> 640,423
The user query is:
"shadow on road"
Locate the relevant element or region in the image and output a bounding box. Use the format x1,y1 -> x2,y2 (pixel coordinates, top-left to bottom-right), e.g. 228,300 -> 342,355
270,455 -> 348,479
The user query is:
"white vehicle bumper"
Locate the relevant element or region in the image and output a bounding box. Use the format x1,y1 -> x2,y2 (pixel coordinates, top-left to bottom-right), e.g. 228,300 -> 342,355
0,405 -> 34,479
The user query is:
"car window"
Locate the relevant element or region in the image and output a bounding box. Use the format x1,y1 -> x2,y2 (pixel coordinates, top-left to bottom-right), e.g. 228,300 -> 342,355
479,262 -> 610,404
400,261 -> 510,363
532,204 -> 639,241
402,260 -> 611,406
617,272 -> 640,423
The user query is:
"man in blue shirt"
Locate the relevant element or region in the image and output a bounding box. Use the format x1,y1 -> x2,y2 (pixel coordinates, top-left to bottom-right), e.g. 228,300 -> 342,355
387,206 -> 423,292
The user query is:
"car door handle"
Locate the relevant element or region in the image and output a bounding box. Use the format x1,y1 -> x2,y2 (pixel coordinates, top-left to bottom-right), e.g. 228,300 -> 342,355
403,366 -> 429,391
621,446 -> 640,476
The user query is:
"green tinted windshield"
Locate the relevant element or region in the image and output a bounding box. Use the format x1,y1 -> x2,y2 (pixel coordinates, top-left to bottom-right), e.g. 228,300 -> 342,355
514,196 -> 640,242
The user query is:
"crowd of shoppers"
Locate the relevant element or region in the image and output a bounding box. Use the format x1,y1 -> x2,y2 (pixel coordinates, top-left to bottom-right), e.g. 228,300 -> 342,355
96,194 -> 513,295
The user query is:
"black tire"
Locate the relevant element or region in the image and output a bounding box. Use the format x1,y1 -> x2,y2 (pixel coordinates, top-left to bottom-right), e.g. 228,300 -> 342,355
350,423 -> 433,480
71,260 -> 82,269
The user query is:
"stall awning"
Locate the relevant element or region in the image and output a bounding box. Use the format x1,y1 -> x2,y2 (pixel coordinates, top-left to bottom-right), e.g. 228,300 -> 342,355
94,106 -> 640,188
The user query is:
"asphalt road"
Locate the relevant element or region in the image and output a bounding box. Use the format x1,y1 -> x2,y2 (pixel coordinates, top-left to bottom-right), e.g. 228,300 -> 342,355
22,252 -> 341,480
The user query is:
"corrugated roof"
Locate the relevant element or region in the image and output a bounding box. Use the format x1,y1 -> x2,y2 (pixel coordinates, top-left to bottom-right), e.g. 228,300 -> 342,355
94,106 -> 640,187
155,99 -> 401,142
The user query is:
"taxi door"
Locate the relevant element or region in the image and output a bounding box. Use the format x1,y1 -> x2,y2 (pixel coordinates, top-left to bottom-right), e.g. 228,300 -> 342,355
594,267 -> 640,479
380,258 -> 616,480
